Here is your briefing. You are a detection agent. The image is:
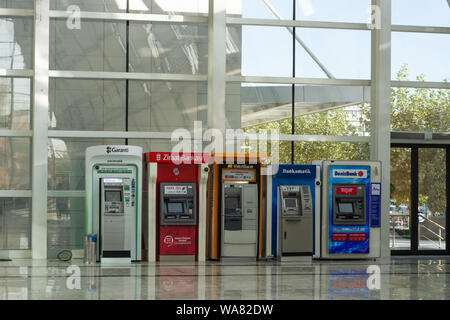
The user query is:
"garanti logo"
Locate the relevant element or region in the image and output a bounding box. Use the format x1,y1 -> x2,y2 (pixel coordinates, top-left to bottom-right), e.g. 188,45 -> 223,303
106,146 -> 129,154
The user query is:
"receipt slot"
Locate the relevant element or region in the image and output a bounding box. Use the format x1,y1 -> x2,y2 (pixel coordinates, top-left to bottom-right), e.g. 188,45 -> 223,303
270,165 -> 320,260
313,160 -> 382,259
86,145 -> 143,263
144,152 -> 209,262
206,154 -> 270,260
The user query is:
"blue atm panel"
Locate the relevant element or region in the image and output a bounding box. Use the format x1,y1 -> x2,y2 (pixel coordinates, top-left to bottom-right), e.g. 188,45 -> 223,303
271,164 -> 320,258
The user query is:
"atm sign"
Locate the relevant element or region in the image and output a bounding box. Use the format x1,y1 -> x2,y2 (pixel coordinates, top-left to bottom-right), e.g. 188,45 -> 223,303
336,187 -> 357,195
164,186 -> 187,195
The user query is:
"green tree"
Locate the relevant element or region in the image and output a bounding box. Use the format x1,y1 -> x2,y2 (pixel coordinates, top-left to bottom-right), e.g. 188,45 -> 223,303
390,64 -> 449,216
244,64 -> 448,216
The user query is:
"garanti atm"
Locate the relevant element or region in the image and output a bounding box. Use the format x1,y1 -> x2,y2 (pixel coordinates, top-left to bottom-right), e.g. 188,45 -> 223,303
144,152 -> 209,262
270,164 -> 321,260
314,160 -> 382,260
206,154 -> 269,260
85,145 -> 143,263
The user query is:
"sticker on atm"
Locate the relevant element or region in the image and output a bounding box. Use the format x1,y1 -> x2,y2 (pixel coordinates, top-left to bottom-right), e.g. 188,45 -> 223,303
222,169 -> 256,182
336,187 -> 357,195
348,233 -> 367,242
164,186 -> 188,194
331,233 -> 348,242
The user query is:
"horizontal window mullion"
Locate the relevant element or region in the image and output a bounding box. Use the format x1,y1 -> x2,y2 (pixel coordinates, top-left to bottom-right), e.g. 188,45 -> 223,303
48,130 -> 173,139
0,190 -> 32,197
49,10 -> 208,24
392,25 -> 450,34
0,8 -> 34,17
49,70 -> 207,82
226,17 -> 370,31
0,130 -> 32,137
227,75 -> 371,86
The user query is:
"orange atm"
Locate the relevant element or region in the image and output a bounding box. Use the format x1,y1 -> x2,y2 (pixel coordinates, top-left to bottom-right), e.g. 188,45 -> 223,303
206,153 -> 270,261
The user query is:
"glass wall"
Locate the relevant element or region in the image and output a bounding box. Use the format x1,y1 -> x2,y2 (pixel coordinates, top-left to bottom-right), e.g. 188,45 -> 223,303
0,1 -> 448,257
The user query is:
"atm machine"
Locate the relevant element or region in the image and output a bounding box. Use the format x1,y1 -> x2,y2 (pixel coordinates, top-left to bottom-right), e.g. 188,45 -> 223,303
144,152 -> 209,262
206,153 -> 269,260
85,145 -> 143,263
313,160 -> 382,260
270,164 -> 321,260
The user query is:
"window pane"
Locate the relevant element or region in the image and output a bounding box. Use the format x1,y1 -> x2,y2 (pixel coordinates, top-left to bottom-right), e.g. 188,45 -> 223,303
51,0 -> 127,12
129,23 -> 208,75
49,79 -> 126,131
418,148 -> 446,251
234,26 -> 292,77
391,88 -> 449,133
294,141 -> 370,163
295,29 -> 371,79
128,81 -> 207,132
50,20 -> 126,72
294,85 -> 370,136
0,137 -> 31,190
0,77 -> 31,130
128,139 -> 181,153
0,198 -> 31,250
390,147 -> 411,250
47,196 -> 85,256
48,138 -> 125,191
392,32 -> 450,82
228,0 -> 292,19
296,0 -> 371,23
0,0 -> 33,9
392,0 -> 450,27
0,18 -> 33,70
129,0 -> 208,16
231,83 -> 292,132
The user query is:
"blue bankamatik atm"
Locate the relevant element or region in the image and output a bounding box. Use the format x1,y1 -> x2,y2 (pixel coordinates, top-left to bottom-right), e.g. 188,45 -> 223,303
270,164 -> 321,260
313,160 -> 382,260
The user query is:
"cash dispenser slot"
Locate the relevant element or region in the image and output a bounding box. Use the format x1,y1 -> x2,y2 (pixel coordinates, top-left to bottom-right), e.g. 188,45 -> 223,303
160,183 -> 196,226
332,184 -> 366,226
224,188 -> 243,231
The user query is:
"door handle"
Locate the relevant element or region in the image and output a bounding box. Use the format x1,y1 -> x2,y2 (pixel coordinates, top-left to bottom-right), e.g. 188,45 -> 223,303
284,232 -> 287,240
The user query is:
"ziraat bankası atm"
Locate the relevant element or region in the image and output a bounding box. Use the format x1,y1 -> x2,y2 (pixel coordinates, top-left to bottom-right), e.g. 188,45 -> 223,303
270,164 -> 321,260
206,153 -> 270,261
85,145 -> 143,263
144,152 -> 209,262
313,160 -> 382,260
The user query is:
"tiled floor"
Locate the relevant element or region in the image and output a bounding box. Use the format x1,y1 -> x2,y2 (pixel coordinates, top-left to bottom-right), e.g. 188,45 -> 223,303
0,257 -> 449,300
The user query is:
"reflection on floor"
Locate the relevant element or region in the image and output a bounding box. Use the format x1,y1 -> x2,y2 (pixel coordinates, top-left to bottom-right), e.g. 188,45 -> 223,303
0,257 -> 449,300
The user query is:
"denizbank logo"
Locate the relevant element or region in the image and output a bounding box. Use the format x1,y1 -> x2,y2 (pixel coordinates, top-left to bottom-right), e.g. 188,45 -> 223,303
106,146 -> 129,154
332,169 -> 368,178
282,168 -> 311,174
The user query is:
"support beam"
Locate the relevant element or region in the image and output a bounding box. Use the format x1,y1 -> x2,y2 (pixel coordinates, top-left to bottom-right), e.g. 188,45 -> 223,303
370,0 -> 391,259
207,0 -> 226,133
32,0 -> 49,259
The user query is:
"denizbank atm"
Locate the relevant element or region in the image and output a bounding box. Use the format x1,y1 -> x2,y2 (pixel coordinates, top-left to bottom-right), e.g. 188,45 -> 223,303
85,145 -> 143,263
314,160 -> 382,260
270,164 -> 321,260
206,153 -> 269,260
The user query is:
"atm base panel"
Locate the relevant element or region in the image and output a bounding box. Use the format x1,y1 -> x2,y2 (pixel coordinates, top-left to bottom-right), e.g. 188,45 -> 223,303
159,255 -> 196,262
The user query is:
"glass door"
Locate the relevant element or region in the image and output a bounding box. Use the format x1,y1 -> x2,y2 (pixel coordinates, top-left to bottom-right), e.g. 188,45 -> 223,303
418,147 -> 447,251
391,144 -> 449,255
390,147 -> 412,251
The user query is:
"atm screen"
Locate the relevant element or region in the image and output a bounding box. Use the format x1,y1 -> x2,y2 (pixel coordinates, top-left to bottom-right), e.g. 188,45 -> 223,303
105,190 -> 122,202
284,198 -> 297,208
167,202 -> 184,214
225,197 -> 240,209
338,202 -> 354,214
